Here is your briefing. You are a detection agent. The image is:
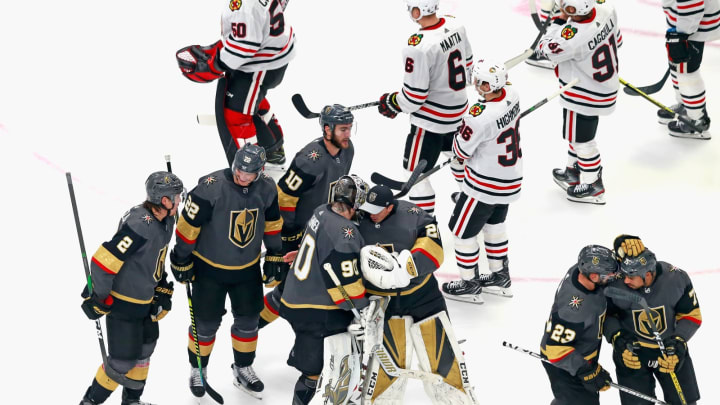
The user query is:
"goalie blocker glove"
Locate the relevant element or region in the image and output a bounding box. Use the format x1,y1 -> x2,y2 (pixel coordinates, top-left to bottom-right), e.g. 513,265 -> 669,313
176,41 -> 226,83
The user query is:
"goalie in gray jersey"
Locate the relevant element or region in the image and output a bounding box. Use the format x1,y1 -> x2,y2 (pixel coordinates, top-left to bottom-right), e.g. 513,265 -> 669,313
356,184 -> 478,405
540,245 -> 617,405
79,171 -> 184,405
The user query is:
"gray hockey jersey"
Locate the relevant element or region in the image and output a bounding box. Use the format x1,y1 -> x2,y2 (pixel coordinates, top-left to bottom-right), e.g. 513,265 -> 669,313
540,266 -> 608,376
281,205 -> 368,325
91,205 -> 174,305
277,138 -> 354,229
604,262 -> 702,346
358,200 -> 444,296
174,169 -> 282,283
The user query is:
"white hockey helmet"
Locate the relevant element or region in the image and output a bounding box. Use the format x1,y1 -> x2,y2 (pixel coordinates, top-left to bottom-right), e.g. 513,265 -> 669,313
472,59 -> 508,95
557,0 -> 595,16
405,0 -> 439,21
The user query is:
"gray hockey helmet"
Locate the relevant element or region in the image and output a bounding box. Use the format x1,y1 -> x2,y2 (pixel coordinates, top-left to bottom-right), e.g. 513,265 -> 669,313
232,144 -> 267,179
331,174 -> 368,210
619,248 -> 657,281
577,245 -> 619,282
319,104 -> 354,135
145,171 -> 184,205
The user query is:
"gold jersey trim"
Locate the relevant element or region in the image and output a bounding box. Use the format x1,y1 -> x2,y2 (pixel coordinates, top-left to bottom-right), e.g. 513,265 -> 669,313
327,279 -> 366,303
412,237 -> 444,267
192,250 -> 261,270
367,274 -> 432,296
93,245 -> 123,274
177,216 -> 201,242
277,186 -> 300,209
110,290 -> 153,304
264,217 -> 284,234
280,297 -> 340,310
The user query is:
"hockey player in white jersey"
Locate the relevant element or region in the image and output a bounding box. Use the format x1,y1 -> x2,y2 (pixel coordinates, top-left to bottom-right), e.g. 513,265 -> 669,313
659,0 -> 719,139
377,0 -> 473,216
536,0 -> 622,205
441,60 -> 521,304
176,0 -> 295,167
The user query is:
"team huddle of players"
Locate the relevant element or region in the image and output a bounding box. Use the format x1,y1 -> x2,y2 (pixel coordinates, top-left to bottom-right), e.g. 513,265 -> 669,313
76,0 -> 713,404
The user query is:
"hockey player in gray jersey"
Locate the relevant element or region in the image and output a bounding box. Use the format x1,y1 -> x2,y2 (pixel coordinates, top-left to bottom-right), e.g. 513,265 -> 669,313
604,235 -> 702,404
169,144 -> 285,400
357,184 -> 478,404
79,171 -> 185,405
280,175 -> 370,405
258,104 -> 355,328
540,245 -> 617,405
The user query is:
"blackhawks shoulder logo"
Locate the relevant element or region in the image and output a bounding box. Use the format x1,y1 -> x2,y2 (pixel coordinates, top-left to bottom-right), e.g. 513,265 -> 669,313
469,103 -> 485,117
561,25 -> 578,40
229,0 -> 242,11
408,33 -> 423,46
596,0 -> 606,4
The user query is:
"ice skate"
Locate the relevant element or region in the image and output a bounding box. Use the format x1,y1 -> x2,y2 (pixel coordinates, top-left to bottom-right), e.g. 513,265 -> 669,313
552,162 -> 579,191
189,367 -> 206,398
566,169 -> 605,205
442,278 -> 484,304
668,110 -> 711,140
121,390 -> 156,405
657,103 -> 685,125
525,52 -> 554,69
476,259 -> 513,298
232,364 -> 264,399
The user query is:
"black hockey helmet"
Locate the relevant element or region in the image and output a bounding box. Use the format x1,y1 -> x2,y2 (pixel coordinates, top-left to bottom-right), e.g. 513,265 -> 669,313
145,171 -> 185,205
331,174 -> 368,210
577,245 -> 619,283
319,104 -> 354,135
232,144 -> 266,180
619,248 -> 657,281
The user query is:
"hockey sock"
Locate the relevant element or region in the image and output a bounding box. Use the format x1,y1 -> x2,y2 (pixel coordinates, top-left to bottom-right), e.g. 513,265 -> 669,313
259,292 -> 281,329
482,223 -> 508,272
87,366 -> 119,403
188,327 -> 215,368
677,70 -> 707,120
224,108 -> 258,147
408,177 -> 435,215
454,235 -> 480,280
574,140 -> 601,184
255,98 -> 285,148
231,314 -> 259,367
566,142 -> 577,168
450,158 -> 465,188
293,375 -> 318,405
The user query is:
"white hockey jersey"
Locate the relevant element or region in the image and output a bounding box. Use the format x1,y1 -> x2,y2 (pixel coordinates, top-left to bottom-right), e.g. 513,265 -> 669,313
219,0 -> 296,73
663,0 -> 720,41
396,16 -> 474,134
452,87 -> 523,205
538,4 -> 622,116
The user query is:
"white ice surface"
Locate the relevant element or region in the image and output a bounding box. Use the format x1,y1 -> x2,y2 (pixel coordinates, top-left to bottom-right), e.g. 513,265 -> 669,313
1,0 -> 718,403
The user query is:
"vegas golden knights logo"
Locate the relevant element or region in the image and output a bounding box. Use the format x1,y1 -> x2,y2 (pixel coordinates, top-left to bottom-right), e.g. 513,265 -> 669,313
632,306 -> 667,340
323,355 -> 351,404
229,209 -> 258,248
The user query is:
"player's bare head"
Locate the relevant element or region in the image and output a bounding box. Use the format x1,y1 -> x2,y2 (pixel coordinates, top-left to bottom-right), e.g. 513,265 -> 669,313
320,104 -> 354,148
472,60 -> 508,98
558,0 -> 594,20
232,144 -> 266,186
405,0 -> 439,22
577,245 -> 619,286
619,249 -> 657,289
145,171 -> 185,218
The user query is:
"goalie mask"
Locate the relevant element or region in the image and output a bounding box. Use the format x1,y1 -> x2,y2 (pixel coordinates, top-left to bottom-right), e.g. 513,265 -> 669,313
405,0 -> 439,21
331,174 -> 368,211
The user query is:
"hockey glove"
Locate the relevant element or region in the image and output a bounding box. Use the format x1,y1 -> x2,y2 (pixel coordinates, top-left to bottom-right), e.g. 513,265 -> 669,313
81,286 -> 113,320
347,298 -> 378,340
281,224 -> 304,254
170,249 -> 195,284
263,252 -> 290,287
611,329 -> 641,370
577,362 -> 612,393
378,92 -> 401,118
150,277 -> 174,322
658,335 -> 688,373
176,40 -> 226,83
666,29 -> 691,64
613,234 -> 645,260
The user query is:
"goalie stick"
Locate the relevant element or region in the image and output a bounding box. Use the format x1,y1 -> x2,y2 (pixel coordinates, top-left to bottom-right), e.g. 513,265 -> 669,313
604,287 -> 688,405
619,77 -> 704,135
371,79 -> 579,191
165,156 -> 225,405
502,341 -> 670,405
66,173 -> 144,390
623,68 -> 670,96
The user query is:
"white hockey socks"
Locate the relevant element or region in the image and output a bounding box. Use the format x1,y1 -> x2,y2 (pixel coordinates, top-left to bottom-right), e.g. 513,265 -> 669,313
675,70 -> 707,120
482,223 -> 508,272
566,142 -> 578,168
573,140 -> 601,184
453,235 -> 480,280
408,176 -> 435,215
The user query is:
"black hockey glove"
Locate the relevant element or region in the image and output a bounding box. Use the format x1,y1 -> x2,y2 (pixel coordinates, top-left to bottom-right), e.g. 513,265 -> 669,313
81,286 -> 112,320
281,224 -> 304,254
611,329 -> 641,370
658,335 -> 688,373
170,248 -> 195,284
263,252 -> 289,287
577,362 -> 612,393
378,92 -> 401,119
666,29 -> 690,63
150,276 -> 174,322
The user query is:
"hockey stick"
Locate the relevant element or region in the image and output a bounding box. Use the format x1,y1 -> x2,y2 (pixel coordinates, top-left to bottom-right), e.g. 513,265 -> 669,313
519,78 -> 580,120
506,3 -> 557,69
370,159 -> 428,198
529,0 -> 545,31
502,341 -> 669,405
66,173 -> 145,390
292,94 -> 380,119
165,156 -> 225,405
619,77 -> 704,134
604,287 -> 688,405
623,68 -> 670,96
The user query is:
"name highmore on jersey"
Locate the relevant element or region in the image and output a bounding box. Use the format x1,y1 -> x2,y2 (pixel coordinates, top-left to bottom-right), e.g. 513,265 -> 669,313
496,102 -> 521,129
440,32 -> 463,52
588,19 -> 615,50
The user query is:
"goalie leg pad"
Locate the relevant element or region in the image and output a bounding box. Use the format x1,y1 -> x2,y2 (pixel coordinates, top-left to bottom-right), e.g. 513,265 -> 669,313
411,312 -> 478,405
370,316 -> 414,404
311,332 -> 361,405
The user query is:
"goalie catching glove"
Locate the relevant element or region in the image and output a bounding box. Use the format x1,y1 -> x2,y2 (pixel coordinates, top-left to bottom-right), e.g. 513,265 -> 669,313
360,245 -> 417,289
176,40 -> 226,83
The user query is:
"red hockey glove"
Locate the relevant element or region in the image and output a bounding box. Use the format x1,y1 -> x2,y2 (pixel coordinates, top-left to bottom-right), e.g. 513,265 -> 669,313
176,41 -> 225,83
378,92 -> 401,118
